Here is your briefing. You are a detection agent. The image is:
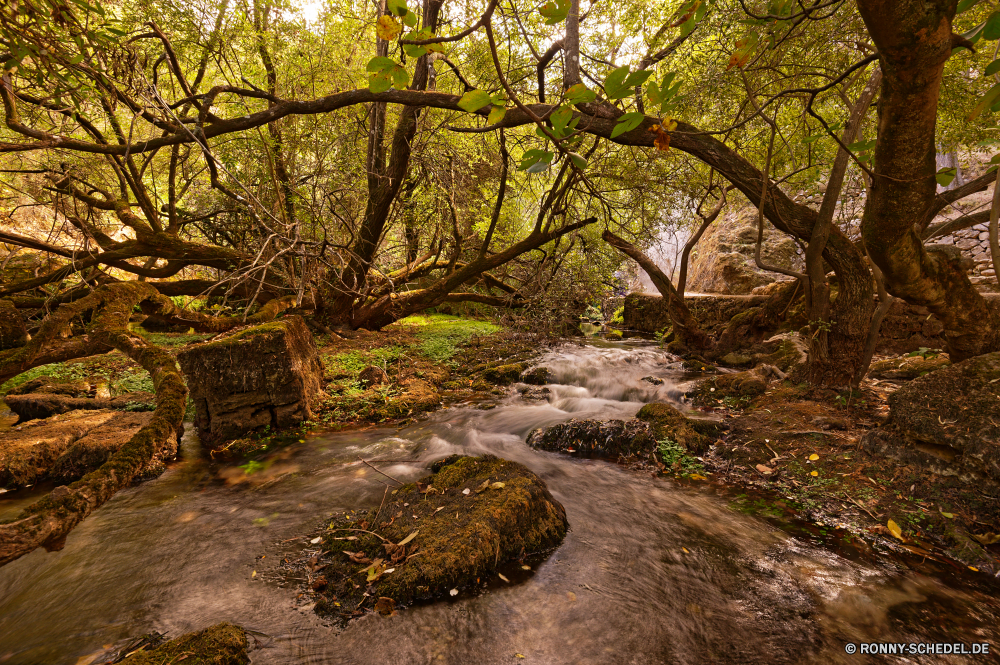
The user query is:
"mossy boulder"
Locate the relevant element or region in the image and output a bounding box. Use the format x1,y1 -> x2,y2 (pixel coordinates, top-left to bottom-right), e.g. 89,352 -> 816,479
0,299 -> 27,350
635,402 -> 714,454
689,370 -> 768,406
862,352 -> 1000,484
519,366 -> 550,385
868,354 -> 950,380
357,365 -> 390,388
314,455 -> 567,619
483,362 -> 528,384
526,418 -> 657,459
118,623 -> 249,665
176,316 -> 323,446
0,409 -> 178,488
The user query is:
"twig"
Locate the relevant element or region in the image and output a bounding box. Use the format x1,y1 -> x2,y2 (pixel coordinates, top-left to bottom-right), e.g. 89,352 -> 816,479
361,458 -> 405,485
371,485 -> 389,531
330,528 -> 392,543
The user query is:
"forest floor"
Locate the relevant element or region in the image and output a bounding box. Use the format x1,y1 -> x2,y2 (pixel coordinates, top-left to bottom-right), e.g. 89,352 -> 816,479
679,375 -> 1000,576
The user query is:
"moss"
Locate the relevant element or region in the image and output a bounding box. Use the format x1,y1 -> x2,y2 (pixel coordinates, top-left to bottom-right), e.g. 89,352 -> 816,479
483,362 -> 528,384
635,403 -> 713,454
314,455 -> 567,619
118,623 -> 249,664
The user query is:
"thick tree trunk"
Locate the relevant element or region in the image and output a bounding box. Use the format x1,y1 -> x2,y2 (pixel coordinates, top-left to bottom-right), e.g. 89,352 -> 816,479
857,0 -> 1000,361
602,230 -> 712,350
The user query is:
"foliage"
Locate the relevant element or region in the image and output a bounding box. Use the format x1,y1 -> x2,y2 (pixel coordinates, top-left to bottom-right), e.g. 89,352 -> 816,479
400,314 -> 500,362
656,438 -> 705,477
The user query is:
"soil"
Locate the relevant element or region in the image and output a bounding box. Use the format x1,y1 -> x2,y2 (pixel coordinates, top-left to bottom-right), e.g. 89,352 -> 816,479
676,365 -> 1000,575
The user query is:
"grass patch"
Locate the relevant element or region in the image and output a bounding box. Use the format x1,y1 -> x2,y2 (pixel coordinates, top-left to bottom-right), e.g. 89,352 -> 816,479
397,314 -> 499,362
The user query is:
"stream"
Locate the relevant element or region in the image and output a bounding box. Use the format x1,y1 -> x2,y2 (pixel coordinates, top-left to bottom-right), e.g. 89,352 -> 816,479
1,340 -> 998,664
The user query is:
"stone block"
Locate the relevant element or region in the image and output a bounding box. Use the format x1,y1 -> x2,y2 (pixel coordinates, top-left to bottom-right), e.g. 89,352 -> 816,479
176,316 -> 323,445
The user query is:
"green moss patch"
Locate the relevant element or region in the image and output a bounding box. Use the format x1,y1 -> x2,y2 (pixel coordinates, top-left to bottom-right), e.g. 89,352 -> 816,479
311,455 -> 568,620
118,623 -> 249,665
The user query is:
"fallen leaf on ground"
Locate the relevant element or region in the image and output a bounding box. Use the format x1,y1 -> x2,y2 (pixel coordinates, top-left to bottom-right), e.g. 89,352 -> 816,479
809,453 -> 820,461
755,464 -> 773,475
972,532 -> 1000,545
498,573 -> 510,582
310,536 -> 322,544
887,519 -> 904,541
490,481 -> 506,489
397,530 -> 419,546
449,588 -> 459,596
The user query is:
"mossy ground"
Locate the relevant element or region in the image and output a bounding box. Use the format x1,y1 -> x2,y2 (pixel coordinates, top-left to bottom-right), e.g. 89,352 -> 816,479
301,455 -> 567,621
310,314 -> 540,431
690,372 -> 1000,574
116,622 -> 249,664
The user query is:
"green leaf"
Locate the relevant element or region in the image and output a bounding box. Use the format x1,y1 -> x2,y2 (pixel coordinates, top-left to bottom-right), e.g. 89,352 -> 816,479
539,0 -> 571,24
957,0 -> 983,13
367,56 -> 397,72
611,111 -> 645,138
568,152 -> 588,169
968,82 -> 1000,120
391,65 -> 410,89
387,0 -> 408,17
550,105 -> 574,133
487,105 -> 506,125
564,83 -> 596,104
936,167 -> 957,187
604,66 -> 651,100
519,148 -> 554,172
987,58 -> 1000,77
986,11 -> 1000,40
847,139 -> 877,152
964,21 -> 987,46
369,70 -> 393,93
402,10 -> 418,27
458,89 -> 493,112
403,44 -> 428,58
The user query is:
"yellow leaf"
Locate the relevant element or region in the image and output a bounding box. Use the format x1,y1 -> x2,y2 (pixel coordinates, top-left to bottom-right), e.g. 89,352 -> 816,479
971,532 -> 1000,545
809,453 -> 819,461
682,547 -> 690,553
490,481 -> 506,489
969,566 -> 979,572
376,15 -> 402,41
663,118 -> 678,132
251,570 -> 257,578
810,470 -> 818,477
887,519 -> 904,541
940,511 -> 955,519
689,473 -> 708,480
515,655 -> 525,659
397,530 -> 419,546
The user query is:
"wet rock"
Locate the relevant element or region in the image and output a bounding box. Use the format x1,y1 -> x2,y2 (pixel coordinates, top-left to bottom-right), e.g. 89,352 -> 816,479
483,362 -> 528,384
641,376 -> 664,385
117,622 -> 249,664
517,385 -> 551,401
526,418 -> 657,459
176,316 -> 323,446
0,299 -> 27,350
635,402 -> 714,454
519,366 -> 550,385
868,354 -> 950,380
357,365 -> 390,388
4,391 -> 155,423
0,409 -> 178,488
862,352 -> 1000,484
314,455 -> 567,618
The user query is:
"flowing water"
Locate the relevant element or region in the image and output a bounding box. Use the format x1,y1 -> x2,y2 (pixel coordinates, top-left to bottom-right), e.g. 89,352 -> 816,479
1,341 -> 998,664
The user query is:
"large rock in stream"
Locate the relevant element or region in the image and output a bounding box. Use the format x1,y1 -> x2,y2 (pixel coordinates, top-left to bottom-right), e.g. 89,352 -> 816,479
0,409 -> 178,488
176,316 -> 323,446
525,402 -> 716,460
313,455 -> 567,619
862,352 -> 1000,484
